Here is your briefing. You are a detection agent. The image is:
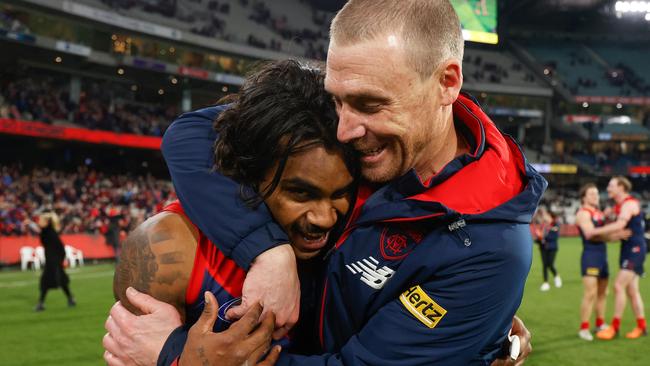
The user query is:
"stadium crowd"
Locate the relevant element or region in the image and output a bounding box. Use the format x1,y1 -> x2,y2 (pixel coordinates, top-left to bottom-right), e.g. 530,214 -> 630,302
0,73 -> 177,136
99,0 -> 329,60
0,165 -> 175,237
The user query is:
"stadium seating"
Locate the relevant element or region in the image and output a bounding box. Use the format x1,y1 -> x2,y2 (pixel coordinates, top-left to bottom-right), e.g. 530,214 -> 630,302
586,41 -> 650,96
0,73 -> 177,136
523,38 -> 650,97
89,0 -> 331,59
0,165 -> 175,236
463,48 -> 543,88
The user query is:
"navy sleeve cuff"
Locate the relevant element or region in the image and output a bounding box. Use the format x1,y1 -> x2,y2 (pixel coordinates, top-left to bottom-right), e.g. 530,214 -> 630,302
157,325 -> 189,366
232,221 -> 289,270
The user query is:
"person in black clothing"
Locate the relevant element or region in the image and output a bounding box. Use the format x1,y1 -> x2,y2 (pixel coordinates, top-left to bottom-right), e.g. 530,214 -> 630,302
537,211 -> 562,291
33,212 -> 76,311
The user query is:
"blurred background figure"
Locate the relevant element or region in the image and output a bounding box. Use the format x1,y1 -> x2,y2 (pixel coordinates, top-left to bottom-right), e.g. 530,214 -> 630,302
534,208 -> 562,291
30,210 -> 76,311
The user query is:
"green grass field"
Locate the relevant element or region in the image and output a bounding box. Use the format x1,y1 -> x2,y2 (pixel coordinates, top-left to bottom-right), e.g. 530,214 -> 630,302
521,237 -> 650,365
1,238 -> 649,365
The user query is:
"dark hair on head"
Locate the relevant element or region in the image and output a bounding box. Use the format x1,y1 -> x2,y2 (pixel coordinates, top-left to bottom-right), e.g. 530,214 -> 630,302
579,183 -> 597,203
214,59 -> 358,206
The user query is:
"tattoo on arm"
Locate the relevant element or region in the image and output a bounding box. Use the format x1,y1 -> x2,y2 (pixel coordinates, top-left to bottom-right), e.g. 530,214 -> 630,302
160,251 -> 185,264
150,229 -> 173,244
114,226 -> 158,305
113,214 -> 194,318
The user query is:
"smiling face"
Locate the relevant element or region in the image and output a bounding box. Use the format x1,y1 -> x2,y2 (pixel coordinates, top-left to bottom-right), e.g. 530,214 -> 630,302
262,144 -> 354,260
325,35 -> 460,183
606,178 -> 623,200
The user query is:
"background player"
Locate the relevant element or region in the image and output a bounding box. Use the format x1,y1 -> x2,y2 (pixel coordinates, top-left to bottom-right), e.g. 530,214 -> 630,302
597,176 -> 647,340
575,183 -> 630,341
535,208 -> 562,292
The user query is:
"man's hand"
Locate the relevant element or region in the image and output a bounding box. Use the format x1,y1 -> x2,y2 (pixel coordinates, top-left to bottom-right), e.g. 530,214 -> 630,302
611,229 -> 633,241
103,287 -> 182,366
226,244 -> 300,339
491,316 -> 532,366
180,291 -> 280,366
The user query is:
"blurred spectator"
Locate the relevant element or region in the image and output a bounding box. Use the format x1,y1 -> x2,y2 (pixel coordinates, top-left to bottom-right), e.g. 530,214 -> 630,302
0,73 -> 177,136
0,165 -> 175,236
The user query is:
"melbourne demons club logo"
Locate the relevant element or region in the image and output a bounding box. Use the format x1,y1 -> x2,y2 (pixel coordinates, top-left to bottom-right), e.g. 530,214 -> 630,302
380,224 -> 424,260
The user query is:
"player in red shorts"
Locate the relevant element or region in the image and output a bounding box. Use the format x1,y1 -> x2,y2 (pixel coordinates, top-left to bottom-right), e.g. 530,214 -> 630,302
596,176 -> 647,340
574,183 -> 630,341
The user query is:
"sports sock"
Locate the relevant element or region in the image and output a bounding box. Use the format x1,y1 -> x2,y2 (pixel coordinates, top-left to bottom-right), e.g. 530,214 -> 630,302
581,321 -> 590,330
612,317 -> 621,332
637,318 -> 646,331
596,317 -> 605,328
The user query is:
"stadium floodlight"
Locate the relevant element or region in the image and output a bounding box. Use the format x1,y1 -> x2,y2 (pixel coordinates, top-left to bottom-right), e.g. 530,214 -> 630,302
646,12 -> 650,20
615,1 -> 650,13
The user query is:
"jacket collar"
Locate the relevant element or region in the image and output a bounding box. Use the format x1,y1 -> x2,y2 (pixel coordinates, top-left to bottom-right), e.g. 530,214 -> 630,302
348,92 -> 546,227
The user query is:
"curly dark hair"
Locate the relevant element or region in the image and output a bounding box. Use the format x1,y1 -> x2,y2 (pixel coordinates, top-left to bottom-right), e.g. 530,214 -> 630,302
214,59 -> 358,205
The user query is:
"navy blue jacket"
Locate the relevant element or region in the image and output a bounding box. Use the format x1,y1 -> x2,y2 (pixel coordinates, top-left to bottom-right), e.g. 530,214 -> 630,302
159,93 -> 547,365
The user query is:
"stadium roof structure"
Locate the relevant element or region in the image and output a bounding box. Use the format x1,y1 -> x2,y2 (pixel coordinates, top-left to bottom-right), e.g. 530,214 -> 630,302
503,0 -> 650,38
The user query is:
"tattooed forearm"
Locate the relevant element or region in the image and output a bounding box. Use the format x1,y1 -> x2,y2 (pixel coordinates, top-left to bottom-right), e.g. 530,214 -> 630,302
114,225 -> 158,305
159,251 -> 185,264
150,229 -> 173,244
112,213 -> 195,318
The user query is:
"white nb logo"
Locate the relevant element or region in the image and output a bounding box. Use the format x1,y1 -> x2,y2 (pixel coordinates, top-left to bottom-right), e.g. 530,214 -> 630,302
346,256 -> 395,290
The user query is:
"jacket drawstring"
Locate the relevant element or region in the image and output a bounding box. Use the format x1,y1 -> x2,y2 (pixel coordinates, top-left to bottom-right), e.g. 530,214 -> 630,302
448,219 -> 472,247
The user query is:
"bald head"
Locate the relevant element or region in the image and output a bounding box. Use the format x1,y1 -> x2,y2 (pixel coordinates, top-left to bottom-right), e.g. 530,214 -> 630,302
330,0 -> 464,79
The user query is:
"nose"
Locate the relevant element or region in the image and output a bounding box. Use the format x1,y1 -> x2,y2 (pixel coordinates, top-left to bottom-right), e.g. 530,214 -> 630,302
336,106 -> 366,143
306,202 -> 338,231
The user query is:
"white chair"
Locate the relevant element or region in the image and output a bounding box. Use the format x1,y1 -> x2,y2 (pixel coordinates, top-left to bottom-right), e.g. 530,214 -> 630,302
65,245 -> 84,268
20,246 -> 40,271
35,246 -> 46,267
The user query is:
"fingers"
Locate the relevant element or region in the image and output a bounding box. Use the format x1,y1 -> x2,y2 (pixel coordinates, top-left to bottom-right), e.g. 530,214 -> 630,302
125,287 -> 164,315
272,325 -> 290,341
102,332 -> 127,360
104,316 -> 125,346
109,301 -> 136,330
194,291 -> 219,334
229,302 -> 264,337
225,302 -> 249,321
515,342 -> 532,366
256,345 -> 282,366
244,311 -> 275,350
248,342 -> 271,365
271,296 -> 298,340
104,350 -> 127,366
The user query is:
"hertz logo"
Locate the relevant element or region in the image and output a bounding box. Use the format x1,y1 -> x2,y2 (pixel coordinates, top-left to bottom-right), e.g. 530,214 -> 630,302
399,286 -> 447,329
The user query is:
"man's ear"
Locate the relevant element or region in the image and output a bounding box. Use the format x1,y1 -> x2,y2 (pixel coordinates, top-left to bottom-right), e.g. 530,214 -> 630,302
437,60 -> 462,106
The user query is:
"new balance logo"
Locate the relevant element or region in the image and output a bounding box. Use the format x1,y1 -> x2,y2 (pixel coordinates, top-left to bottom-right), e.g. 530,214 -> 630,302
346,256 -> 395,290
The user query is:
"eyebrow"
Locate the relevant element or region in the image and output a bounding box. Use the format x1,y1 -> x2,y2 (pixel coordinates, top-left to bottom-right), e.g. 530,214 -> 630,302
333,181 -> 356,197
281,178 -> 321,193
282,177 -> 355,197
347,93 -> 390,104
